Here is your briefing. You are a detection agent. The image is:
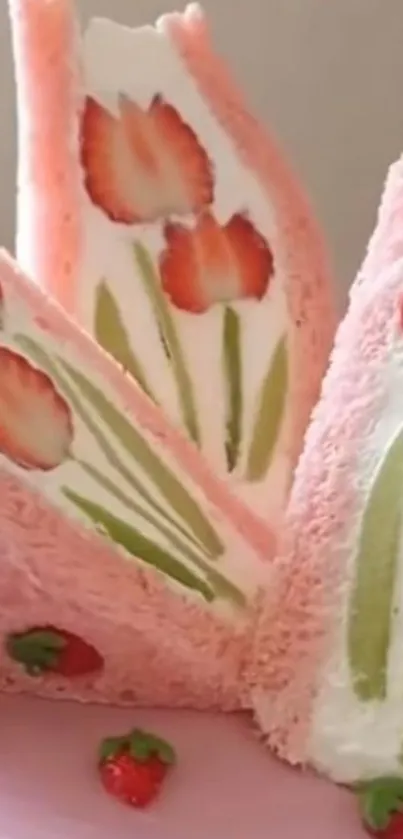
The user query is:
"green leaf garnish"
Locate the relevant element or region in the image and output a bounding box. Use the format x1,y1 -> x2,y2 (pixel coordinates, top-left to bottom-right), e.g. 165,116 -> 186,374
133,242 -> 201,446
128,730 -> 176,765
99,730 -> 176,765
94,280 -> 156,401
6,629 -> 66,675
99,736 -> 127,763
223,306 -> 243,472
62,489 -> 215,601
356,777 -> 403,831
59,357 -> 222,557
245,336 -> 288,482
347,428 -> 403,700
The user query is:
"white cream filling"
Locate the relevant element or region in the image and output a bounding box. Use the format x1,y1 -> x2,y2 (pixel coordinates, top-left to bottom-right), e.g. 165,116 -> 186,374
78,17 -> 289,519
309,340 -> 403,781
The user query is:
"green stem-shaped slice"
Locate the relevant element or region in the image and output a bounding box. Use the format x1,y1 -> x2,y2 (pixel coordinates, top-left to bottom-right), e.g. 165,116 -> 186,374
347,427 -> 403,700
77,458 -> 207,569
94,279 -> 156,400
16,335 -> 206,554
133,242 -> 201,446
223,306 -> 243,472
246,336 -> 287,482
58,357 -> 222,557
77,458 -> 244,606
63,489 -> 214,601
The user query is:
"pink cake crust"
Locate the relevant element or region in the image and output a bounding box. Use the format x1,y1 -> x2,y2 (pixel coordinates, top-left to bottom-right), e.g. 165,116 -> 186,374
246,156 -> 403,762
9,0 -> 81,317
0,473 -> 249,709
354,157 -> 403,296
160,4 -> 336,471
9,0 -> 335,489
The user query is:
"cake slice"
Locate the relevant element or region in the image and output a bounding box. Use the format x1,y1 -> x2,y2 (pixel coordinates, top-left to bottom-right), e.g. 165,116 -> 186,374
8,0 -> 335,526
248,154 -> 403,782
0,249 -> 275,709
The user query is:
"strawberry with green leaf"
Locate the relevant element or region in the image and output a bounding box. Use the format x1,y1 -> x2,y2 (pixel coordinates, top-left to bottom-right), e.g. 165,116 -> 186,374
356,777 -> 403,836
6,626 -> 104,677
98,728 -> 176,808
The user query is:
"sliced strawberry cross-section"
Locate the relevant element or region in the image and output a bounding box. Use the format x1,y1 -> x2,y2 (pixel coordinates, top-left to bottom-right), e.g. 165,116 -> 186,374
80,93 -> 214,224
0,347 -> 73,471
160,211 -> 274,313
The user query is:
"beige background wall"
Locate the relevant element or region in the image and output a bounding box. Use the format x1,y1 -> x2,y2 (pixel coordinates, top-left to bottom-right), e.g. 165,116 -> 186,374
1,0 -> 403,307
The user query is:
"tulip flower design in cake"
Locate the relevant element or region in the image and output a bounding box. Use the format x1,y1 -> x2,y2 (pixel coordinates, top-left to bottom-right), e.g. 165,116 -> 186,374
81,92 -> 214,225
159,212 -> 272,315
159,210 -> 274,471
8,0 -> 334,524
0,250 -> 275,709
248,152 -> 403,784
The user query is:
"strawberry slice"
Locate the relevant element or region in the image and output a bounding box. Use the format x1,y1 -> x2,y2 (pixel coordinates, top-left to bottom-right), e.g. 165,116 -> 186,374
81,97 -> 138,225
355,777 -> 403,836
80,93 -> 214,225
147,93 -> 214,210
0,347 -> 73,471
160,211 -> 273,312
225,213 -> 274,300
160,218 -> 208,312
6,626 -> 104,677
98,729 -> 176,808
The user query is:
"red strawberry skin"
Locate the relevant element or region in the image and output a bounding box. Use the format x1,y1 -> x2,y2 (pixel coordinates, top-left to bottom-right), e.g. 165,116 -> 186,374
99,752 -> 168,808
368,814 -> 403,838
6,626 -> 104,678
51,629 -> 104,677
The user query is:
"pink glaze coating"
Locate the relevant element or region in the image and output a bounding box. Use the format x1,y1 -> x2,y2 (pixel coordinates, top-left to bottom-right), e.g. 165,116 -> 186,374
9,0 -> 81,316
246,154 -> 403,762
161,3 -> 336,470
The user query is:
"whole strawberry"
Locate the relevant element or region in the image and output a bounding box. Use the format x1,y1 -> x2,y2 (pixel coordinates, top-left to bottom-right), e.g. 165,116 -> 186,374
98,729 -> 176,808
6,626 -> 104,677
355,777 -> 403,837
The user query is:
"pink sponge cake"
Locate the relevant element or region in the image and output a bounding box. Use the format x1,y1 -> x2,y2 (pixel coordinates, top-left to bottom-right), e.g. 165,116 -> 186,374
0,249 -> 277,709
8,0 -> 335,532
248,154 -> 403,783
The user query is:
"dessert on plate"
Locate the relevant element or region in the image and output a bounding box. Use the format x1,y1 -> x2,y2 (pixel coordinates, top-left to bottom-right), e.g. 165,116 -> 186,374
9,0 -> 403,818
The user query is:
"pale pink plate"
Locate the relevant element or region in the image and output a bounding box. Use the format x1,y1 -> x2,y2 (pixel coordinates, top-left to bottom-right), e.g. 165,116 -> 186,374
0,695 -> 365,838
